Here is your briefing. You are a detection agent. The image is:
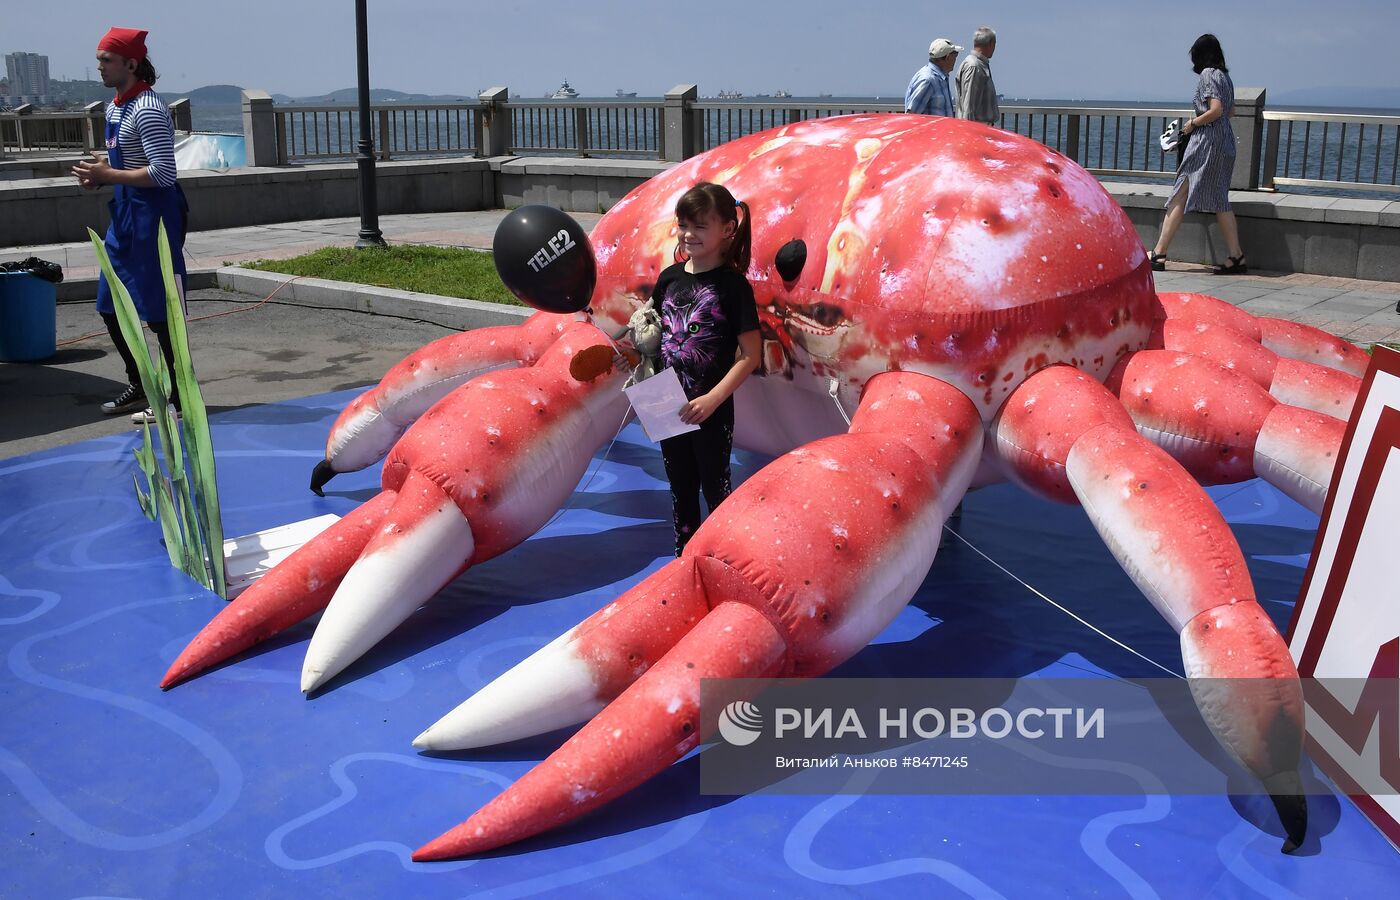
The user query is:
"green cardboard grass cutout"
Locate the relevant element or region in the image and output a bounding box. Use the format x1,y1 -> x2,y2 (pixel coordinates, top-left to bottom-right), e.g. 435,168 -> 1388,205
88,221 -> 228,597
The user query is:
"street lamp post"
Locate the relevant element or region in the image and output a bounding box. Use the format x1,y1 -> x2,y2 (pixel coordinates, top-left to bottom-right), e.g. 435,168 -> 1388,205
354,0 -> 386,248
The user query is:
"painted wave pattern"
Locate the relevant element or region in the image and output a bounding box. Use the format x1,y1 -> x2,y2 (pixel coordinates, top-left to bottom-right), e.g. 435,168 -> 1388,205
0,389 -> 1391,896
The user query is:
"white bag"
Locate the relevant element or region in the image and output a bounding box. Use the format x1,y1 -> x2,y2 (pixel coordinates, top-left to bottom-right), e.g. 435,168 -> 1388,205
1159,118 -> 1182,153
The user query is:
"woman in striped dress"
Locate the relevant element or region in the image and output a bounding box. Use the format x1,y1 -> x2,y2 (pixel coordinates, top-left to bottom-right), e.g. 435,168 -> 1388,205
1148,34 -> 1246,275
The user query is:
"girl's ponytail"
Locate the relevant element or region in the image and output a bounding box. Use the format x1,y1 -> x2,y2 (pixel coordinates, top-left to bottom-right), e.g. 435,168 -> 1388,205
728,199 -> 752,273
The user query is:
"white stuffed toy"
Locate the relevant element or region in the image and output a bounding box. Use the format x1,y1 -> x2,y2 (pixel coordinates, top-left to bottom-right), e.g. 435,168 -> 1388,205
623,298 -> 662,387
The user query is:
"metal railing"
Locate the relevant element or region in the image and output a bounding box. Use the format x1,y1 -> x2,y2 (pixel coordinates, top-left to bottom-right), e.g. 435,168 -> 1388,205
1262,110 -> 1400,194
2,99 -> 192,156
693,101 -> 897,151
509,100 -> 663,157
11,90 -> 1400,199
1,108 -> 103,154
687,100 -> 1198,179
274,102 -> 481,162
997,105 -> 1194,178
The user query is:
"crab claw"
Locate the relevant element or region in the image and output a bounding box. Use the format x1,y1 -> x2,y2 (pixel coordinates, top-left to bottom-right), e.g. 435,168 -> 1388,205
1180,602 -> 1307,853
299,321 -> 631,693
301,470 -> 475,692
995,364 -> 1307,851
413,372 -> 984,857
167,320 -> 628,692
161,491 -> 398,689
314,312 -> 577,490
413,598 -> 786,859
414,559 -> 711,750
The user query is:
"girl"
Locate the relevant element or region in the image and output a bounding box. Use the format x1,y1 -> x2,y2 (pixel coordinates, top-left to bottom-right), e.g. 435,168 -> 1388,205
652,182 -> 761,555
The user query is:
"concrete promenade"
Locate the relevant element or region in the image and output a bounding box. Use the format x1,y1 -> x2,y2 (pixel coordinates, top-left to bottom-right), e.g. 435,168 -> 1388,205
2,209 -> 1398,459
6,208 -> 1398,340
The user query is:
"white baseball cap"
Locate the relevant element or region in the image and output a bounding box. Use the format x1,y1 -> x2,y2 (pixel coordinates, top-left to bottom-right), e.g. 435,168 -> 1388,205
929,38 -> 963,59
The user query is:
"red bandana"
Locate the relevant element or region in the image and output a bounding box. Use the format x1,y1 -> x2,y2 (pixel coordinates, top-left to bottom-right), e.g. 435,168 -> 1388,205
113,81 -> 152,105
98,26 -> 148,62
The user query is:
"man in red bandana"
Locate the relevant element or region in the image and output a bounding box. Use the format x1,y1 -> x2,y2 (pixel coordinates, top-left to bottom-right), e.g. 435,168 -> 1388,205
73,27 -> 189,423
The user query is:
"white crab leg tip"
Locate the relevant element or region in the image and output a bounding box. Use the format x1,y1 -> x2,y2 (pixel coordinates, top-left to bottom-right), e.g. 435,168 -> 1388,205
301,488 -> 475,694
415,627 -> 605,750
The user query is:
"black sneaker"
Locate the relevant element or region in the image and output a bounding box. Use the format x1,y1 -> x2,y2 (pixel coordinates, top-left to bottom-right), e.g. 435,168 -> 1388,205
101,384 -> 146,415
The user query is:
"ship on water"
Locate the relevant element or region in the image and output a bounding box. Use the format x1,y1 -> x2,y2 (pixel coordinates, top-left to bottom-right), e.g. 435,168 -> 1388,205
716,89 -> 744,99
550,80 -> 579,100
615,89 -> 637,98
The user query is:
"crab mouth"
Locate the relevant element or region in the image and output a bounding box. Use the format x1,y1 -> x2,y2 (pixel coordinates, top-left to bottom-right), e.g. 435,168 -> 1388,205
784,301 -> 850,338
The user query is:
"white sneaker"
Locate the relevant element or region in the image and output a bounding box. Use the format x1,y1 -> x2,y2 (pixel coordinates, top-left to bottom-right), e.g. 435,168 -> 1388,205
131,406 -> 182,425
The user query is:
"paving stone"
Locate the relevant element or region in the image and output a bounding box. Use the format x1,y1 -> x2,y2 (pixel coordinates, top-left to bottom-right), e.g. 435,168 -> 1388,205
1342,323 -> 1400,344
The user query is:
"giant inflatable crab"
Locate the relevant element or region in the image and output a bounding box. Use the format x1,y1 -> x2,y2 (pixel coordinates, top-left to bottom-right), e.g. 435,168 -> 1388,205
164,115 -> 1369,857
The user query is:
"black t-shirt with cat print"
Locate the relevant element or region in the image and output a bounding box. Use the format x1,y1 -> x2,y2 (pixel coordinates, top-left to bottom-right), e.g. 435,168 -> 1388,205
651,262 -> 759,400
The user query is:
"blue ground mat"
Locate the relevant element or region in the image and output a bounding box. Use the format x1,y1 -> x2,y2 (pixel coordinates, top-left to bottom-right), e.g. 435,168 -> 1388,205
1,388 -> 1396,898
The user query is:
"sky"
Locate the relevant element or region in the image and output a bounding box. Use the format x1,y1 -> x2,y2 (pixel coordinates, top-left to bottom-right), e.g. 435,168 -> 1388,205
7,0 -> 1400,105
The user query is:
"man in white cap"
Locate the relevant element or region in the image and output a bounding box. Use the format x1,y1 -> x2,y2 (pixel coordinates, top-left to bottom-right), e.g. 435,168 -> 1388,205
905,38 -> 962,117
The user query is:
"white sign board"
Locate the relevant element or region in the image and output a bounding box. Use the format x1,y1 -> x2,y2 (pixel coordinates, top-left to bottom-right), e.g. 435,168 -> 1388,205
1288,346 -> 1400,851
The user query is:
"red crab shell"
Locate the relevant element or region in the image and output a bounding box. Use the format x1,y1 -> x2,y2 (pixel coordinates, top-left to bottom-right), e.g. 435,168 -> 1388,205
588,114 -> 1157,415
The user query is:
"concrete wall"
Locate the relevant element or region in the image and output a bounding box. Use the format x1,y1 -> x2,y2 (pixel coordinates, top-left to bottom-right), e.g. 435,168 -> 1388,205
2,157 -> 494,245
4,155 -> 1400,282
1113,183 -> 1400,282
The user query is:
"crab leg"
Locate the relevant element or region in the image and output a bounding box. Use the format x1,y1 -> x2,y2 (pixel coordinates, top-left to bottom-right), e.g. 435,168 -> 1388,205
1257,317 -> 1369,378
1154,291 -> 1368,378
311,312 -> 577,493
993,364 -> 1306,853
1149,319 -> 1359,420
163,321 -> 628,691
160,491 -> 398,689
300,321 -> 631,692
1106,350 -> 1345,513
413,372 -> 984,857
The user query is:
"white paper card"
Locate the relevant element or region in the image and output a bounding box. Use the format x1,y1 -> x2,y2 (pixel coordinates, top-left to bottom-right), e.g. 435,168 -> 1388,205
624,366 -> 700,443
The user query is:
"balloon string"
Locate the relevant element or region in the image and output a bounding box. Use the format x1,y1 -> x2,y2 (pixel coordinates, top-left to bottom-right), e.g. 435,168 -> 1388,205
558,378 -> 1181,680
938,523 -> 1184,679
827,377 -> 852,426
825,371 -> 1172,674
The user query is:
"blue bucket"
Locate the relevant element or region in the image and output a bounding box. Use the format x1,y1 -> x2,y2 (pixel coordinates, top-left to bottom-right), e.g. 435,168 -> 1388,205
0,271 -> 57,362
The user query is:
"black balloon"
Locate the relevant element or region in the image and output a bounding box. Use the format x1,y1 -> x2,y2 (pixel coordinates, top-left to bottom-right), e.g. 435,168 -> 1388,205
492,205 -> 597,314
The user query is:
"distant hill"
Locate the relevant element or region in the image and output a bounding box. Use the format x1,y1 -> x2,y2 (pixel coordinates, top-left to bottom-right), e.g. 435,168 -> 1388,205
45,79 -> 111,106
166,84 -> 246,105
153,85 -> 476,105
1271,86 -> 1400,112
300,87 -> 475,104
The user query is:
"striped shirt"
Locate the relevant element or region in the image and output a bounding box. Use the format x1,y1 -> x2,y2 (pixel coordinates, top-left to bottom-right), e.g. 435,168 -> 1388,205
105,90 -> 178,187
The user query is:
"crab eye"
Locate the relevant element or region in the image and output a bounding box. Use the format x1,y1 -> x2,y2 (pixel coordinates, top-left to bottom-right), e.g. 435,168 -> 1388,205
688,323 -> 700,334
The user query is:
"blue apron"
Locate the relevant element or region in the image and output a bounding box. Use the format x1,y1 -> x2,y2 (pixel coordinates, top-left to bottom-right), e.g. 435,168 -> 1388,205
95,92 -> 188,322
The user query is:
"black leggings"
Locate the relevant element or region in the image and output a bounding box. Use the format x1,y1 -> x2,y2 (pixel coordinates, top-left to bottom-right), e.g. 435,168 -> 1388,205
102,312 -> 179,406
660,400 -> 735,556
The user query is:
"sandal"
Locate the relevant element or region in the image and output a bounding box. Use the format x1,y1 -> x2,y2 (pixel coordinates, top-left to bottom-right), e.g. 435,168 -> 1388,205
1147,251 -> 1167,272
1212,255 -> 1248,275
